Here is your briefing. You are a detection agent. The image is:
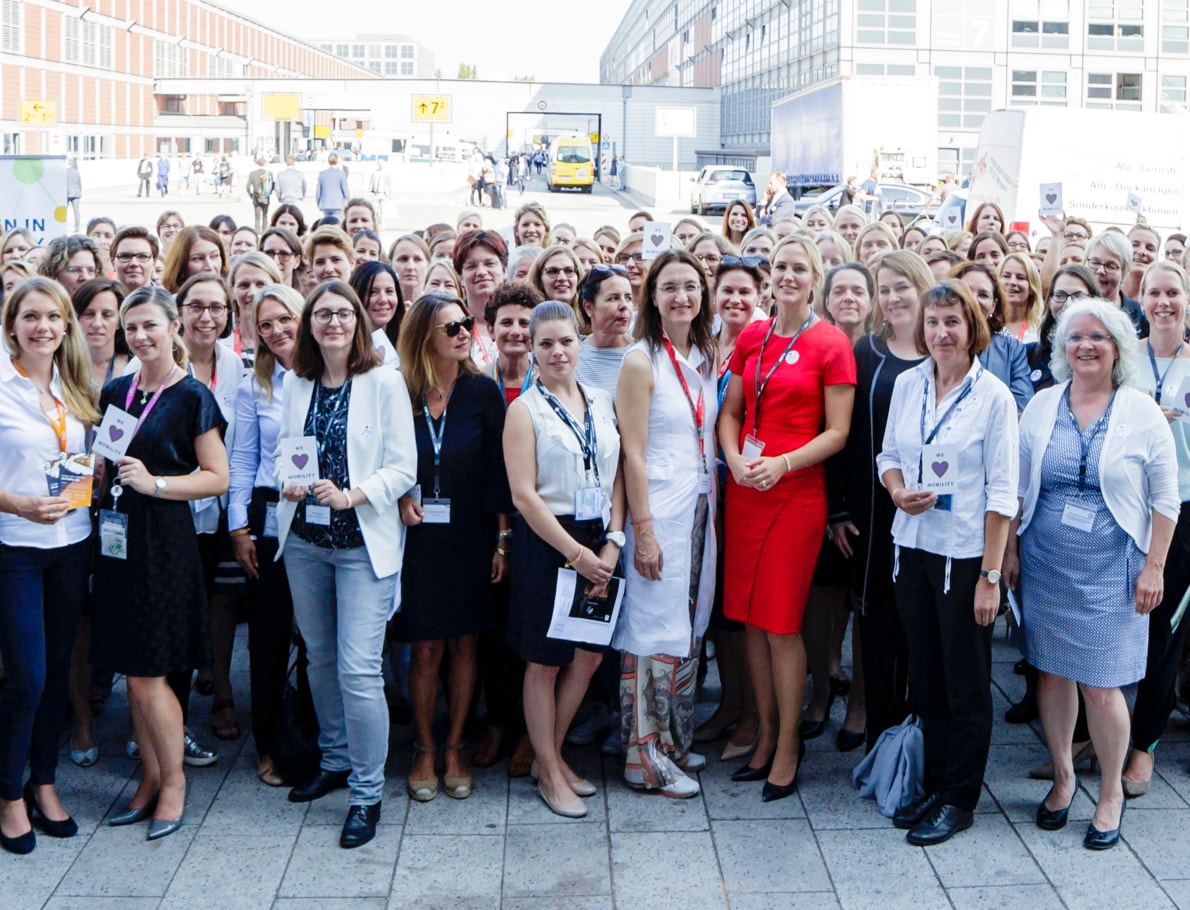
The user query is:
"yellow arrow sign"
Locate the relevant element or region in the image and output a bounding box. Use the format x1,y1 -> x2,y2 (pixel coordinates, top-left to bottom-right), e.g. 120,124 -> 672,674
412,95 -> 451,123
20,99 -> 56,125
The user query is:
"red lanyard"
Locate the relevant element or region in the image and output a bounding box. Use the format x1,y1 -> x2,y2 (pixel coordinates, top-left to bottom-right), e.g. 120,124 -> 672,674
12,358 -> 68,452
125,365 -> 178,432
661,335 -> 706,468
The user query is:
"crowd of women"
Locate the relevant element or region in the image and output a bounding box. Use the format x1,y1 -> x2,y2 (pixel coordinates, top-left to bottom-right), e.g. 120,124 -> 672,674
0,188 -> 1184,856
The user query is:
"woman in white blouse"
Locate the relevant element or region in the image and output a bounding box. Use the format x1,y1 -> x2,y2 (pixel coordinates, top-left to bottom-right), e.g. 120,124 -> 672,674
877,280 -> 1019,847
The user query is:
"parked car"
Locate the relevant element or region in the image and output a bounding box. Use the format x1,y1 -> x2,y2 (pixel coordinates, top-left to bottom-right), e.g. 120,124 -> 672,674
794,181 -> 936,219
690,167 -> 757,215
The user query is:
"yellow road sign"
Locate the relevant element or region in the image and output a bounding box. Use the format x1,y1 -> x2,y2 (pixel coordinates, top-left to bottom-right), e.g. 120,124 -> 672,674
412,95 -> 451,123
20,100 -> 56,125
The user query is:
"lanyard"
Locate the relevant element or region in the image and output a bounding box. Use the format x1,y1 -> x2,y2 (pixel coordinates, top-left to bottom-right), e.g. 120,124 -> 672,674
916,367 -> 980,484
495,360 -> 534,401
753,313 -> 814,432
661,335 -> 707,470
103,354 -> 115,387
188,357 -> 217,392
423,397 -> 448,497
125,365 -> 178,434
1064,386 -> 1116,495
535,379 -> 599,483
1146,340 -> 1185,405
12,358 -> 68,452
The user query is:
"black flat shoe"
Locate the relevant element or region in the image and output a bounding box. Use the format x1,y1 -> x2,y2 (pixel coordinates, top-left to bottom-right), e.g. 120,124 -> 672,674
340,802 -> 381,849
24,782 -> 77,838
288,768 -> 350,803
836,728 -> 866,753
731,759 -> 773,782
893,792 -> 939,830
1036,787 -> 1074,831
1084,800 -> 1125,851
906,804 -> 974,846
761,741 -> 805,803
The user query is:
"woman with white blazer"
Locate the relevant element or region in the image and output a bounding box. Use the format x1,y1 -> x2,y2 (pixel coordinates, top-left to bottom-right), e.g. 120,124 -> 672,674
1006,297 -> 1178,851
275,280 -> 417,850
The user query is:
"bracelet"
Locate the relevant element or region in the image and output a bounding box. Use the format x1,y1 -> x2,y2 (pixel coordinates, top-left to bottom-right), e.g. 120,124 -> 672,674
497,529 -> 513,540
496,546 -> 509,557
229,527 -> 251,538
565,544 -> 584,568
782,453 -> 793,473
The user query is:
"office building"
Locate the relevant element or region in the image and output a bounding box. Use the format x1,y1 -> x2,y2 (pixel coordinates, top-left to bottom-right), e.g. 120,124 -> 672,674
315,34 -> 436,78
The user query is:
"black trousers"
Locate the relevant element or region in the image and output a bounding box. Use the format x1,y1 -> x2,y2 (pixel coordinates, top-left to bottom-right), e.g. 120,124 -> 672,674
1133,501 -> 1190,752
477,576 -> 525,731
894,548 -> 992,812
858,533 -> 910,752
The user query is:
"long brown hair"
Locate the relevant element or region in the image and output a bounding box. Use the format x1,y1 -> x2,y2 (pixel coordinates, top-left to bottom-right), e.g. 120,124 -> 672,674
162,225 -> 228,292
291,281 -> 377,381
396,293 -> 479,412
634,249 -> 716,372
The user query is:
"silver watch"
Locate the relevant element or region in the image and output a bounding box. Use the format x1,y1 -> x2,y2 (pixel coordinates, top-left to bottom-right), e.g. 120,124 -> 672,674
604,530 -> 626,547
154,476 -> 167,498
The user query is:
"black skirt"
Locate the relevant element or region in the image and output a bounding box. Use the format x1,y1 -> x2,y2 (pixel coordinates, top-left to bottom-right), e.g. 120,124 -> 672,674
506,513 -> 605,667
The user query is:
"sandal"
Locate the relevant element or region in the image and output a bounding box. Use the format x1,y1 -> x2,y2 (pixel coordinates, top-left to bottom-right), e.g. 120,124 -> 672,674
257,755 -> 283,787
407,743 -> 438,803
472,726 -> 504,768
442,742 -> 472,799
507,734 -> 534,779
211,699 -> 240,741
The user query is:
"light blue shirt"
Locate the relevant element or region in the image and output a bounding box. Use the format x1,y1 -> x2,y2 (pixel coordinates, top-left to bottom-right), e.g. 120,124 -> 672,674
228,363 -> 286,531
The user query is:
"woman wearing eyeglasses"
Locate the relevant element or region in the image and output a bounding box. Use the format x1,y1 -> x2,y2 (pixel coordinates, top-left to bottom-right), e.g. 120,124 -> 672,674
275,280 -> 416,849
529,246 -> 584,329
612,233 -> 646,307
1027,265 -> 1101,394
260,228 -> 303,290
392,294 -> 513,804
1086,232 -> 1147,336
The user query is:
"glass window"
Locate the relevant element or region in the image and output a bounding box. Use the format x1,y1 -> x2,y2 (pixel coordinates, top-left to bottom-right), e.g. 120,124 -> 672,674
352,44 -> 364,57
401,45 -> 414,58
385,45 -> 398,58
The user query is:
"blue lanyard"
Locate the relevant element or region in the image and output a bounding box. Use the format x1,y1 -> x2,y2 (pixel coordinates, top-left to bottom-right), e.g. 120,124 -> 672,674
496,360 -> 535,402
1064,386 -> 1116,496
1146,340 -> 1185,405
535,380 -> 599,483
916,367 -> 980,484
422,398 -> 447,497
753,313 -> 814,432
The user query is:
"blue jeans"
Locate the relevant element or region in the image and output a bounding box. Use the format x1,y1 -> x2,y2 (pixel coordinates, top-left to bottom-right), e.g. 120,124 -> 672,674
0,539 -> 91,799
283,537 -> 395,805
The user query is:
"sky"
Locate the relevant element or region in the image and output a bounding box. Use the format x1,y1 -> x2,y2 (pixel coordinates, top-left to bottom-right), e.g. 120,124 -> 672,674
220,0 -> 630,84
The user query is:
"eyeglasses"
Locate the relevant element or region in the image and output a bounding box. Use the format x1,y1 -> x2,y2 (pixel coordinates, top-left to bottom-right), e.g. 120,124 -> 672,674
257,314 -> 296,334
1050,289 -> 1088,305
312,308 -> 357,325
115,252 -> 153,264
1067,332 -> 1113,344
62,266 -> 97,277
160,222 -> 183,232
184,303 -> 229,318
543,266 -> 577,278
721,255 -> 767,269
264,249 -> 294,262
658,282 -> 701,296
1086,258 -> 1121,273
436,315 -> 475,337
1062,230 -> 1089,241
615,252 -> 644,264
696,254 -> 722,264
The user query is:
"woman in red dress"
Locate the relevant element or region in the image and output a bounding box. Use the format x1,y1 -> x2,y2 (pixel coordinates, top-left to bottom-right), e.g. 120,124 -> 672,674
718,234 -> 856,801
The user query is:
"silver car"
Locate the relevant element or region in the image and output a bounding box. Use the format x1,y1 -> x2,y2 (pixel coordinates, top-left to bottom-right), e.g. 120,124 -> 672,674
690,167 -> 757,215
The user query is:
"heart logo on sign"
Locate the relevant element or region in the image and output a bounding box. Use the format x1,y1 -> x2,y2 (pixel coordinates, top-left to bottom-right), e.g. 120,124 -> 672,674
931,461 -> 949,478
650,233 -> 664,248
1184,392 -> 1190,409
109,426 -> 124,442
1045,192 -> 1057,204
292,454 -> 309,470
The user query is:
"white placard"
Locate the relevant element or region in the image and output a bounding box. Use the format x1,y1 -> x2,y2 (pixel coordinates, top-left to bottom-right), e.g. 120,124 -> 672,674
278,436 -> 319,487
641,221 -> 672,260
921,444 -> 959,492
1039,182 -> 1063,218
91,406 -> 137,462
1127,192 -> 1144,214
547,569 -> 625,647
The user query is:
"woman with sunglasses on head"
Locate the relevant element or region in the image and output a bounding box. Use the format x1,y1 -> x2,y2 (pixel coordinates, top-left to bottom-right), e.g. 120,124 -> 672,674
228,284 -> 312,787
505,300 -> 625,818
454,230 -> 507,373
718,235 -> 856,802
392,294 -> 513,805
614,249 -> 719,799
275,280 -> 416,849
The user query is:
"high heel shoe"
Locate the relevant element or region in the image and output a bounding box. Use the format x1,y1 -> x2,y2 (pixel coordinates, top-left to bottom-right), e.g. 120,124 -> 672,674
798,692 -> 836,740
1036,786 -> 1074,831
1084,799 -> 1125,850
731,757 -> 773,782
24,782 -> 77,838
761,741 -> 806,803
147,786 -> 186,841
720,737 -> 756,762
0,822 -> 34,855
109,794 -> 158,826
442,742 -> 472,800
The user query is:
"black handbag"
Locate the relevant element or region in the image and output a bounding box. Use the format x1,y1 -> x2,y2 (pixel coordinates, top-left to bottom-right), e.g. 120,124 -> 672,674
271,656 -> 321,786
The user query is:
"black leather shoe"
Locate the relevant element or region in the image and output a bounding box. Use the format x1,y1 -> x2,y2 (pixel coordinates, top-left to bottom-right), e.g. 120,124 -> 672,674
893,792 -> 939,830
798,718 -> 827,740
1036,788 -> 1074,831
761,741 -> 806,803
731,759 -> 773,782
288,769 -> 350,803
836,728 -> 866,753
24,782 -> 77,838
1084,800 -> 1125,850
906,804 -> 974,846
339,802 -> 381,849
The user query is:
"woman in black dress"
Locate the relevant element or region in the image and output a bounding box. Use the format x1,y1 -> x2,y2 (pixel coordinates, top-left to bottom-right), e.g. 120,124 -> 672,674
394,293 -> 512,802
93,286 -> 228,841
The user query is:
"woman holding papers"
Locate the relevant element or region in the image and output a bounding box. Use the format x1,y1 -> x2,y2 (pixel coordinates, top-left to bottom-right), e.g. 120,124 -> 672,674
0,278 -> 98,854
877,280 -> 1017,846
274,280 -> 416,849
92,285 -> 228,842
504,300 -> 625,819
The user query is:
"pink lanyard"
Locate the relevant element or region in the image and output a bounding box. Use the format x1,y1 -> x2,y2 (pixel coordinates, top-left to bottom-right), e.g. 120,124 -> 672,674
125,365 -> 178,432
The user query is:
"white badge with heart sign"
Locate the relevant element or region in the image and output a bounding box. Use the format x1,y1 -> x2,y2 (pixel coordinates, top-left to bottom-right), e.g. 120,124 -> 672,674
1170,375 -> 1190,420
279,436 -> 319,487
921,444 -> 959,492
641,222 -> 672,260
91,405 -> 137,462
1039,182 -> 1063,218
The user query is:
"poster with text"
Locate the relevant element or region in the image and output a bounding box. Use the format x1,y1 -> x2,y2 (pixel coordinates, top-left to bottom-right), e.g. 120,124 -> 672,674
0,156 -> 68,246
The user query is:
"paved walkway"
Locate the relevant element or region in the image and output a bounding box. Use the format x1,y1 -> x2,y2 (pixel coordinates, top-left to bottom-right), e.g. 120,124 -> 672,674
6,622 -> 1190,909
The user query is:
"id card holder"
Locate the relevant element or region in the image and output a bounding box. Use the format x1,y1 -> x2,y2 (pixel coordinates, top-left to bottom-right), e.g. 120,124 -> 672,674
698,472 -> 713,495
423,498 -> 451,523
304,496 -> 331,527
99,509 -> 128,560
263,502 -> 279,538
742,434 -> 765,459
933,494 -> 953,512
1061,500 -> 1096,532
575,486 -> 606,521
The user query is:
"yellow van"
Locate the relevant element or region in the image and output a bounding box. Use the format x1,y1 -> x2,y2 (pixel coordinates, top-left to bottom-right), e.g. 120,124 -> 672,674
547,135 -> 595,193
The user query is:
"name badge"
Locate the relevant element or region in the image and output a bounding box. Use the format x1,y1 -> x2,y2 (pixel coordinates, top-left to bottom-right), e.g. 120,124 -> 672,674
99,509 -> 128,560
575,486 -> 606,521
698,472 -> 713,494
263,502 -> 279,538
304,496 -> 331,526
92,406 -> 137,462
742,434 -> 765,459
921,444 -> 959,492
423,497 -> 451,523
1061,500 -> 1096,532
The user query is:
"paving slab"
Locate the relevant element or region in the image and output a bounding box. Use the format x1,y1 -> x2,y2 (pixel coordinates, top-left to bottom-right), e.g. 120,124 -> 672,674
502,822 -> 611,898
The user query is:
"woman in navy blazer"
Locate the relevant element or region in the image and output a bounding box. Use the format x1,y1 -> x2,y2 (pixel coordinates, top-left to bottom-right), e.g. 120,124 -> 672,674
275,280 -> 416,849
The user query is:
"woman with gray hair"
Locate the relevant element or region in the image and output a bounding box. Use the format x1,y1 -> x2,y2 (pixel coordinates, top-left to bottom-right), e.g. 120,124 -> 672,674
1086,232 -> 1147,336
1007,297 -> 1179,850
37,235 -> 101,296
506,246 -> 539,286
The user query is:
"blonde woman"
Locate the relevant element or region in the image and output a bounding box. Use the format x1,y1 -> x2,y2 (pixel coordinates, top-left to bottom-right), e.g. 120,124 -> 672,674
998,252 -> 1044,344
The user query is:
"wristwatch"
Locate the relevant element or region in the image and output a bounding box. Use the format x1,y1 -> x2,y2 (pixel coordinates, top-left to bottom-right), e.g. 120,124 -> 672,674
980,568 -> 1002,585
604,530 -> 626,548
153,476 -> 167,498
